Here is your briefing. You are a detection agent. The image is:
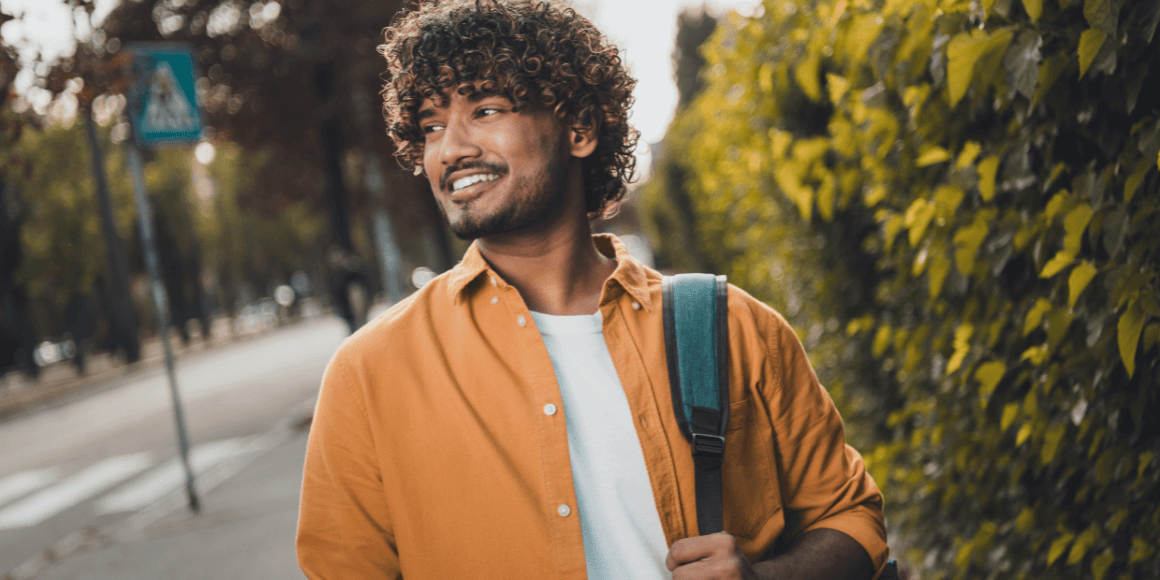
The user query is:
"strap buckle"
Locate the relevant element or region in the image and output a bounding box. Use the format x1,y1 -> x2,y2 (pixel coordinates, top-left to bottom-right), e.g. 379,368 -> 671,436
691,433 -> 725,457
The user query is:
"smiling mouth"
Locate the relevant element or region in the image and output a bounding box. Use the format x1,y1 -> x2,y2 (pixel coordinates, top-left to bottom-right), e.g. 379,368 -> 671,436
448,173 -> 501,199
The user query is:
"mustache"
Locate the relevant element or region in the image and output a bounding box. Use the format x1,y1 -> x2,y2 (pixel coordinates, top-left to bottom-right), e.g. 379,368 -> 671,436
440,161 -> 509,192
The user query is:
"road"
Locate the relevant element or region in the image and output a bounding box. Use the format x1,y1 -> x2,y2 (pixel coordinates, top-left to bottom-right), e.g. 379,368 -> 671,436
0,317 -> 348,577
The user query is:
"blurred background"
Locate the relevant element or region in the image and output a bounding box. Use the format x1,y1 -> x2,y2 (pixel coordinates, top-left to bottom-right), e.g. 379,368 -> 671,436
0,0 -> 1157,578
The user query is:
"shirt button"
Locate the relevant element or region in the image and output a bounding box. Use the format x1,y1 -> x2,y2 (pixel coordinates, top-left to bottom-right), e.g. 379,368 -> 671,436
632,301 -> 641,310
557,504 -> 571,517
543,403 -> 557,416
490,275 -> 497,287
491,297 -> 499,304
517,315 -> 527,327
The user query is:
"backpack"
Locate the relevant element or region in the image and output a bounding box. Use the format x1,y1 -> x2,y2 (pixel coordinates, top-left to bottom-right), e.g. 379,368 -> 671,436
661,273 -> 900,580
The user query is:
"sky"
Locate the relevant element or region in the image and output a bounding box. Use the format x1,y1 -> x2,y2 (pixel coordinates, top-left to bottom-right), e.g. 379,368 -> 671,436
0,0 -> 762,159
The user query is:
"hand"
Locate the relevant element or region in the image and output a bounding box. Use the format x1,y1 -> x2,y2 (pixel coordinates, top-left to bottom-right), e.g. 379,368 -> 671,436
666,532 -> 762,580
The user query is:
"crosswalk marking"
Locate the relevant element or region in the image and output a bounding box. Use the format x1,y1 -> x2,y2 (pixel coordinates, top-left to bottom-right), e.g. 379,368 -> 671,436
95,438 -> 253,514
0,453 -> 152,530
0,469 -> 60,508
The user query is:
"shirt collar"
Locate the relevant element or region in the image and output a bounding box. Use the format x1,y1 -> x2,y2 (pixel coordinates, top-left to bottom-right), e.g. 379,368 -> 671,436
445,233 -> 653,310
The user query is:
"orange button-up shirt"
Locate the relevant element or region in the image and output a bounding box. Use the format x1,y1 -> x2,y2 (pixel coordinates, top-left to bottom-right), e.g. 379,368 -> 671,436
297,234 -> 887,579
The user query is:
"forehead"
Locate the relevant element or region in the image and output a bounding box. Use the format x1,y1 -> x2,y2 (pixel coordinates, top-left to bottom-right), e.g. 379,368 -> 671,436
417,84 -> 510,116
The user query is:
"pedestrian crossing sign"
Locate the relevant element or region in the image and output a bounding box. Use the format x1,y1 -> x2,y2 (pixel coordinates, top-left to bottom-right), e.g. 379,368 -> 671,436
126,44 -> 203,146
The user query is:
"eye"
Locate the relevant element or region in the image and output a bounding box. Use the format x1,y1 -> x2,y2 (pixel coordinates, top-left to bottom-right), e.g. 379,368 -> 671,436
422,124 -> 444,136
477,106 -> 503,118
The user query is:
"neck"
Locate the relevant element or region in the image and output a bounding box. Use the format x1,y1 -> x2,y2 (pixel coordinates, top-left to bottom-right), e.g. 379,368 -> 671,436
475,192 -> 616,316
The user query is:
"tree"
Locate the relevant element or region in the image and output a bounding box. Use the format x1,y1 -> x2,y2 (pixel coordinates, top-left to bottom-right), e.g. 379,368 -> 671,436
644,0 -> 1160,578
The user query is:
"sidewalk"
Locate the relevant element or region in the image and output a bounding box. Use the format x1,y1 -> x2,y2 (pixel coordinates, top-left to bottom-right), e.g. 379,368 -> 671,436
25,426 -> 311,580
0,300 -> 330,422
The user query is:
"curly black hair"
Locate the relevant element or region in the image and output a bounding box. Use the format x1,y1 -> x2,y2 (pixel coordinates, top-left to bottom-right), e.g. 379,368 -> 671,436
380,0 -> 639,218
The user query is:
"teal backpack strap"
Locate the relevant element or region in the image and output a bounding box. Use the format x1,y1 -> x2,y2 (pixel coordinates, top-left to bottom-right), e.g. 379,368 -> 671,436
662,273 -> 730,535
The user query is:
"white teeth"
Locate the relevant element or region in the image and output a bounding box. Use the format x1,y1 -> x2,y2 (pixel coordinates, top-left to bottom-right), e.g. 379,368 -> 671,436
451,173 -> 499,192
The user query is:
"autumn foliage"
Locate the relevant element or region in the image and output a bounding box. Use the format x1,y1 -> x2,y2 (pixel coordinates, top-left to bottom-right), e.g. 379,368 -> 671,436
641,0 -> 1160,577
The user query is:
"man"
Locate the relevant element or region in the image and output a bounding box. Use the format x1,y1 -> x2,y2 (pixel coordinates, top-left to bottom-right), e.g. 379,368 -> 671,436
296,1 -> 888,578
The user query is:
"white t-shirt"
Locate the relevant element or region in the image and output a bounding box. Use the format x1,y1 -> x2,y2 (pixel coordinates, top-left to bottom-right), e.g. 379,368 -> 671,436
530,310 -> 670,580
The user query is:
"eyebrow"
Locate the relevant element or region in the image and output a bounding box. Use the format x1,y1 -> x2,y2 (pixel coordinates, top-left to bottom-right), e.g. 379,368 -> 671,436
417,88 -> 510,121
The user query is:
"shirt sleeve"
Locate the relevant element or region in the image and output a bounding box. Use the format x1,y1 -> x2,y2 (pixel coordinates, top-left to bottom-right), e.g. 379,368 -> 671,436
297,349 -> 401,579
759,308 -> 889,571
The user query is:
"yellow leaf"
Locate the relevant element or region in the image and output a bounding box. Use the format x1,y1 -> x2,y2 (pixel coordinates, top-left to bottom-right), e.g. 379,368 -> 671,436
1020,345 -> 1048,365
1068,262 -> 1098,309
947,324 -> 974,374
1124,159 -> 1151,203
946,30 -> 989,105
865,185 -> 888,207
934,185 -> 964,220
825,73 -> 850,104
953,218 -> 988,275
929,249 -> 951,298
775,165 -> 813,220
1092,550 -> 1114,580
873,324 -> 893,356
1118,298 -> 1147,378
1040,251 -> 1075,278
817,175 -> 836,221
883,214 -> 905,252
1024,298 -> 1053,336
904,199 -> 937,246
1016,423 -> 1032,445
977,156 -> 999,201
975,360 -> 1005,399
1022,0 -> 1042,20
1044,190 -> 1073,221
770,129 -> 792,159
1062,204 -> 1094,255
1048,532 -> 1075,565
795,55 -> 823,101
1002,402 -> 1021,431
1034,53 -> 1070,105
1015,507 -> 1034,532
1068,525 -> 1100,564
1078,28 -> 1107,78
956,141 -> 981,169
917,146 -> 951,166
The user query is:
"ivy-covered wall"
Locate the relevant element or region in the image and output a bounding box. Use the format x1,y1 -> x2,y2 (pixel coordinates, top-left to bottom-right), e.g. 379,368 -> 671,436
639,0 -> 1160,578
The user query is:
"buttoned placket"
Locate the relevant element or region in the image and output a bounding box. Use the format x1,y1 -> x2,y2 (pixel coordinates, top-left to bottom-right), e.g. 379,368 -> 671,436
482,269 -> 586,578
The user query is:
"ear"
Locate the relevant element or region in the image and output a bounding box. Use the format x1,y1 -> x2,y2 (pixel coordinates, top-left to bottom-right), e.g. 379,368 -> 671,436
567,119 -> 599,159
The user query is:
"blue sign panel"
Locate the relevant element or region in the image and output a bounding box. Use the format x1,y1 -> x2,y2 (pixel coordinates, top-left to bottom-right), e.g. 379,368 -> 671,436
126,44 -> 203,147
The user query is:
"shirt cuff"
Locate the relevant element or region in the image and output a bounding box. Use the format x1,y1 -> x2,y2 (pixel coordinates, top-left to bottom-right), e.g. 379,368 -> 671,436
803,505 -> 889,573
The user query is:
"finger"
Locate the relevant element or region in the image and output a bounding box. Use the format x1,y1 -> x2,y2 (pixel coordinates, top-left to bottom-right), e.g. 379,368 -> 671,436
666,534 -> 724,569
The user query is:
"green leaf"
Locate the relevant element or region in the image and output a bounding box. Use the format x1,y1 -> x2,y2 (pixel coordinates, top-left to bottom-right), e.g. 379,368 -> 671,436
1118,298 -> 1146,378
977,156 -> 999,201
1004,31 -> 1042,100
1078,29 -> 1108,78
1101,208 -> 1128,258
1083,0 -> 1118,34
1022,0 -> 1042,20
1092,549 -> 1114,580
1068,262 -> 1098,309
1034,53 -> 1070,105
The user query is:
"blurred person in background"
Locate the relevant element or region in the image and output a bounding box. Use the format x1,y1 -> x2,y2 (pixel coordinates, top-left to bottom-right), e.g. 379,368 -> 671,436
297,1 -> 886,579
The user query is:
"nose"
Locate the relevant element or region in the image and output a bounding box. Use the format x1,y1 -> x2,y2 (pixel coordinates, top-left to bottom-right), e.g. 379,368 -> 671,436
437,117 -> 481,168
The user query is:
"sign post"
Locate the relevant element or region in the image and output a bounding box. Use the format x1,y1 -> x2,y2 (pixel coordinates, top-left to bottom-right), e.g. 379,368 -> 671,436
125,44 -> 203,514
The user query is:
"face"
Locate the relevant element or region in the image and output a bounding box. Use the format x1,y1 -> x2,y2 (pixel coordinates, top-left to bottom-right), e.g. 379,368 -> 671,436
418,87 -> 595,240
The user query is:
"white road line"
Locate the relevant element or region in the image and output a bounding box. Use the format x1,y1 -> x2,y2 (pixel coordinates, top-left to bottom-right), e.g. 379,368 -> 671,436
94,438 -> 253,514
0,469 -> 60,509
0,453 -> 152,530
